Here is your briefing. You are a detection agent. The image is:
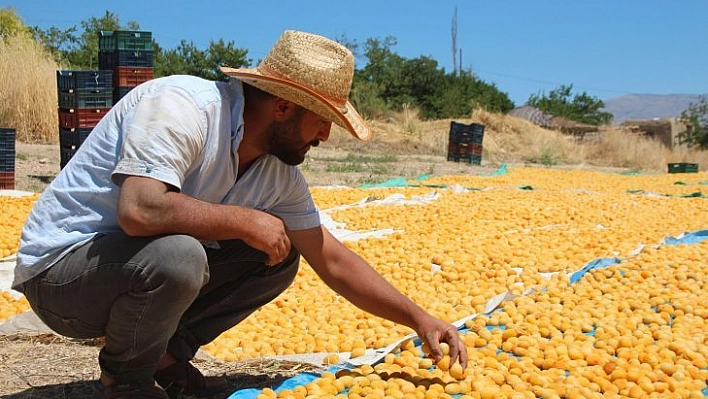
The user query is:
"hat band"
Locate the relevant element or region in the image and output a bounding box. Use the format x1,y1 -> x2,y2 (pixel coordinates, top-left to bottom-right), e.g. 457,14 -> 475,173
256,64 -> 349,111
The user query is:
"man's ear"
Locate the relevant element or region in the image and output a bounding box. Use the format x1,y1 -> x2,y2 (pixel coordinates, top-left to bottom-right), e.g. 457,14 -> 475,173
273,98 -> 297,121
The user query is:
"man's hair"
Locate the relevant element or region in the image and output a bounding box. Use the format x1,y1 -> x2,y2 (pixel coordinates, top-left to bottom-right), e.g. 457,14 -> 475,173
242,82 -> 276,102
243,81 -> 306,117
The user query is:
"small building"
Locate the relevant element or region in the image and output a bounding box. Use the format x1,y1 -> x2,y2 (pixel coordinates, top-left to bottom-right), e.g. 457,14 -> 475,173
620,118 -> 688,149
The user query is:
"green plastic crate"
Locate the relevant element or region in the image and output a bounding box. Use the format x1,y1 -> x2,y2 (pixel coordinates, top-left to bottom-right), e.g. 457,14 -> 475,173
668,163 -> 699,173
99,30 -> 152,51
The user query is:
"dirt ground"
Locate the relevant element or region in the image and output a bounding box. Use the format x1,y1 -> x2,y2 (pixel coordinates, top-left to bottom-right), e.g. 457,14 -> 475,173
11,137 -> 495,193
2,136 -> 499,399
0,334 -> 323,399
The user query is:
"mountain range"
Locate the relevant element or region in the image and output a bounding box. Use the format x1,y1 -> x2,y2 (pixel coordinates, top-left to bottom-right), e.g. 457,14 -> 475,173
602,93 -> 705,125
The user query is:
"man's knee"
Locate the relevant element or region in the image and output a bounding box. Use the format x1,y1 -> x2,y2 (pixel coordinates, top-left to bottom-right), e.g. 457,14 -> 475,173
143,234 -> 209,292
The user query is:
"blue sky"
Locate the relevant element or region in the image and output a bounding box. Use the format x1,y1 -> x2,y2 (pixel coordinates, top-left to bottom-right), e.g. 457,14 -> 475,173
7,1 -> 708,105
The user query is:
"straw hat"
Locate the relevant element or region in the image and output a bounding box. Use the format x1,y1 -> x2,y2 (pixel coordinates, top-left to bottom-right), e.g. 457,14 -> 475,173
220,30 -> 371,141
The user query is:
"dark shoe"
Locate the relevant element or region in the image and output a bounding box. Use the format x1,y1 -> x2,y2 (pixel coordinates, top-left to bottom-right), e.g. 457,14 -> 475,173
93,380 -> 170,399
154,360 -> 228,398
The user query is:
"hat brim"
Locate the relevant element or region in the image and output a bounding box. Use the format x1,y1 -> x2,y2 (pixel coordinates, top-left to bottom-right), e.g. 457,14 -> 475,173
220,66 -> 371,141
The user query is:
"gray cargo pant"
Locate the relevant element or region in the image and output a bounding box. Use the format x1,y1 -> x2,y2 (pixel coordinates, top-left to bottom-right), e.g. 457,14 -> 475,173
19,232 -> 300,383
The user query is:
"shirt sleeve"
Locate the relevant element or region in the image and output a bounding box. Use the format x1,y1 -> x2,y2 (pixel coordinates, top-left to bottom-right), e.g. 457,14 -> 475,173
112,86 -> 206,190
271,167 -> 321,231
220,156 -> 321,231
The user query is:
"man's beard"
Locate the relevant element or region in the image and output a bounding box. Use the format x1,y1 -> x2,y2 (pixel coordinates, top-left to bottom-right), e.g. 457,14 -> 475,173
266,110 -> 319,166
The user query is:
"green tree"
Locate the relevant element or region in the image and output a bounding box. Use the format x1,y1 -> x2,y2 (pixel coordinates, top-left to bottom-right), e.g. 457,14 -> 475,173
526,84 -> 612,125
203,39 -> 250,80
421,72 -> 513,119
30,25 -> 78,66
678,95 -> 708,149
30,10 -> 139,69
73,11 -> 140,69
153,39 -> 249,80
353,37 -> 512,120
352,37 -> 399,117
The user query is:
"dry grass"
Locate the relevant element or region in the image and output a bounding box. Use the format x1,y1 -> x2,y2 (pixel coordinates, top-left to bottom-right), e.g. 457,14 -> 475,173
0,34 -> 58,143
326,107 -> 707,173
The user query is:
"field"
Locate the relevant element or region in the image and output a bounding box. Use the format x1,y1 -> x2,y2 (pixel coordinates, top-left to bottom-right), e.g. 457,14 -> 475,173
1,116 -> 708,398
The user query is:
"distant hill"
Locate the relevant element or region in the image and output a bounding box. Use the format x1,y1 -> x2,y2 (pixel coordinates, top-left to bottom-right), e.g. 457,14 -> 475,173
602,94 -> 705,125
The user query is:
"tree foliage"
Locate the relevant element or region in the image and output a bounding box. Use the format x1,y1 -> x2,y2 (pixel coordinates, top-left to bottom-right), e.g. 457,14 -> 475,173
353,37 -> 513,120
30,11 -> 137,68
678,95 -> 708,149
29,10 -> 249,78
154,39 -> 250,81
526,84 -> 613,126
27,10 -> 515,120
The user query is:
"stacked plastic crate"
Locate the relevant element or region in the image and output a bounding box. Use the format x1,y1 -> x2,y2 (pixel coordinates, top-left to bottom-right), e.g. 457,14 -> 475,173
447,121 -> 485,165
0,128 -> 15,189
98,30 -> 154,104
57,70 -> 113,169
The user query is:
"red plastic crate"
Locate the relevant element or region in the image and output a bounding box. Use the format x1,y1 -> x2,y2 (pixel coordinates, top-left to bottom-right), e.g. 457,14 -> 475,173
58,108 -> 111,129
448,142 -> 483,156
0,171 -> 14,189
114,66 -> 154,87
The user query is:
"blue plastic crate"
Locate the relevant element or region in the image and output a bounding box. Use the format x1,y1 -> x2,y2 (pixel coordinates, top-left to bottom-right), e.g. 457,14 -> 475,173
113,86 -> 135,103
0,128 -> 15,172
59,127 -> 92,148
57,70 -> 113,92
60,145 -> 79,170
449,121 -> 485,145
99,30 -> 152,51
99,50 -> 154,69
447,152 -> 481,165
58,89 -> 114,108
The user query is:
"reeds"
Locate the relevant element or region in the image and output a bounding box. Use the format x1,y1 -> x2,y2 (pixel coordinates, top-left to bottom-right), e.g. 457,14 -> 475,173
0,34 -> 58,143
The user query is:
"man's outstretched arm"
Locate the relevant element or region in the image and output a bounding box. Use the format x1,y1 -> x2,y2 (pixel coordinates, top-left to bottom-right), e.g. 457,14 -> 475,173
288,225 -> 468,368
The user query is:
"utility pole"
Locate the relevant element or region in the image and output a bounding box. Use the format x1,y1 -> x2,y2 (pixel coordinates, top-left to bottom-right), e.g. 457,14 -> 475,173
451,6 -> 458,76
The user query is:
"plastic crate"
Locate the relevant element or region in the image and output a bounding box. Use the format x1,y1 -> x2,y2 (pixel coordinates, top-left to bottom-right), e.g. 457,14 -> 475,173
58,89 -> 113,109
448,143 -> 483,156
59,127 -> 92,148
668,163 -> 699,173
449,121 -> 485,145
58,107 -> 110,129
57,70 -> 113,92
99,50 -> 154,69
447,153 -> 481,165
60,145 -> 79,170
0,128 -> 15,172
0,171 -> 14,189
99,30 -> 152,51
0,148 -> 14,172
114,66 -> 154,87
113,86 -> 135,103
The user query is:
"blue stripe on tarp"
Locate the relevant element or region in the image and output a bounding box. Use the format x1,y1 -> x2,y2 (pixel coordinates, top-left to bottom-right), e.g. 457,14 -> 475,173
227,371 -> 324,399
662,229 -> 708,245
569,257 -> 621,284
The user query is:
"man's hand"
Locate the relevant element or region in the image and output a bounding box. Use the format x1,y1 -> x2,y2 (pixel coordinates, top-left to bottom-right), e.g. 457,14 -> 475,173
243,209 -> 291,266
417,316 -> 468,369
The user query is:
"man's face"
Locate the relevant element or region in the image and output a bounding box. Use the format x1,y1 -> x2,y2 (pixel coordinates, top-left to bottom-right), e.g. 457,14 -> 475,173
267,106 -> 332,165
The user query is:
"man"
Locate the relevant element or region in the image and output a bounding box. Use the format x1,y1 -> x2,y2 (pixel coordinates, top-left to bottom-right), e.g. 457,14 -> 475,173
14,30 -> 467,398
